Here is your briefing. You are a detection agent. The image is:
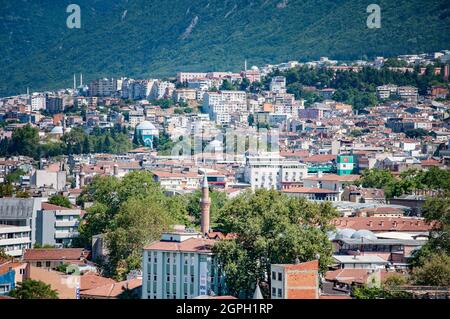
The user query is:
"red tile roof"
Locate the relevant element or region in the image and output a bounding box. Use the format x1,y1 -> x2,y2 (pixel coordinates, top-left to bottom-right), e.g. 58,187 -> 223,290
333,217 -> 433,232
41,202 -> 74,211
80,273 -> 117,291
23,248 -> 87,261
80,278 -> 141,298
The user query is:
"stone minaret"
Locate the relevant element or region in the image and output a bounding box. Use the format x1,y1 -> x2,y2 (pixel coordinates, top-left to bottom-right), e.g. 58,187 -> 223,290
200,174 -> 211,236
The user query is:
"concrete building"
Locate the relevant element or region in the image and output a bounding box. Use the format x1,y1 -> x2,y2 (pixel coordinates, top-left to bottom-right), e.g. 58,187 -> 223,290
203,91 -> 247,124
30,169 -> 67,191
142,230 -> 224,299
0,224 -> 32,257
270,260 -> 319,299
244,152 -> 308,190
90,78 -> 117,97
31,94 -> 46,111
270,76 -> 287,94
35,203 -> 82,247
303,174 -> 360,200
173,89 -> 197,103
177,72 -> 208,83
0,198 -> 44,255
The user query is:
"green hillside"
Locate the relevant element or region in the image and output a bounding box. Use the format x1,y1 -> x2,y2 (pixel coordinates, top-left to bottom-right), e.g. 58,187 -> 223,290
0,0 -> 449,96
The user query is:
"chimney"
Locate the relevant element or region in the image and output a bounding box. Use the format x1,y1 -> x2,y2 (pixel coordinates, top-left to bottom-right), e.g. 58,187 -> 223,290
200,173 -> 211,236
113,164 -> 119,177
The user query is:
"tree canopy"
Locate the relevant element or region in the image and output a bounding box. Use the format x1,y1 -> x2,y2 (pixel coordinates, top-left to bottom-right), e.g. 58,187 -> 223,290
213,189 -> 338,298
9,279 -> 59,299
76,171 -> 191,279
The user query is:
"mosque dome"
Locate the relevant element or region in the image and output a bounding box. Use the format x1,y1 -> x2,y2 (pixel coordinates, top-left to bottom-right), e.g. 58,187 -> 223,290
335,228 -> 356,239
137,121 -> 157,131
50,126 -> 64,135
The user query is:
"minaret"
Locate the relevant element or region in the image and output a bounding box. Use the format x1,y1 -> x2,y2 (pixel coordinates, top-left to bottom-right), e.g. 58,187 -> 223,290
80,73 -> 83,86
73,74 -> 77,90
200,173 -> 211,236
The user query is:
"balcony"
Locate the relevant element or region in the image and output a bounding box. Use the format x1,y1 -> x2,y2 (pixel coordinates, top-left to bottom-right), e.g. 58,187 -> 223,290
54,231 -> 80,239
55,220 -> 79,228
0,237 -> 31,246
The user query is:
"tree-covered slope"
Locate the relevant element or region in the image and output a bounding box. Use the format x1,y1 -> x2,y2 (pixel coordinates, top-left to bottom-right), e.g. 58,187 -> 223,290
0,0 -> 449,96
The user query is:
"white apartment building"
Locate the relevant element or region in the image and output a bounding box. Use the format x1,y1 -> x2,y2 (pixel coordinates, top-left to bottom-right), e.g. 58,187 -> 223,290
151,171 -> 202,191
177,72 -> 208,83
150,81 -> 176,100
0,224 -> 32,257
31,95 -> 46,111
142,230 -> 224,299
244,152 -> 308,190
270,76 -> 287,94
397,86 -> 419,102
203,91 -> 247,124
173,89 -> 197,103
129,110 -> 146,128
376,85 -> 398,99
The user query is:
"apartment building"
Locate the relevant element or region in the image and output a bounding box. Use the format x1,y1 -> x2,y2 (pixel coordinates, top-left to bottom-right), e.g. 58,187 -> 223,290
90,78 -> 118,97
35,203 -> 82,247
0,224 -> 32,257
177,72 -> 208,83
0,198 -> 44,256
244,152 -> 308,190
173,89 -> 197,103
203,91 -> 247,124
270,76 -> 287,94
142,229 -> 224,299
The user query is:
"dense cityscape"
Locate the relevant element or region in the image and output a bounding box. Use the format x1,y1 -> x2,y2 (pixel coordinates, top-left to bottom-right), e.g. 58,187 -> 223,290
1,50 -> 450,301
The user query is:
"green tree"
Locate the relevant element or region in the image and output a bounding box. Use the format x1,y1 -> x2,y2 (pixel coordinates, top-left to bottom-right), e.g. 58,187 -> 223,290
48,195 -> 72,208
9,279 -> 59,299
213,189 -> 338,298
8,125 -> 40,159
410,253 -> 450,286
106,195 -> 174,279
76,171 -> 190,277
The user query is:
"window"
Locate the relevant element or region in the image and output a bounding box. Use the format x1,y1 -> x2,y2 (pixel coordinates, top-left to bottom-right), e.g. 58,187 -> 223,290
272,271 -> 276,280
36,262 -> 42,267
277,289 -> 282,298
46,261 -> 51,268
272,288 -> 276,296
278,272 -> 282,281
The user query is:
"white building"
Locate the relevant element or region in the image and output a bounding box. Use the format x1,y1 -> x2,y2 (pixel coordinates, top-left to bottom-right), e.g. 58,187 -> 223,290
129,110 -> 146,128
31,94 -> 46,111
150,81 -> 175,100
30,169 -> 66,191
270,76 -> 287,94
203,91 -> 247,124
0,224 -> 32,257
142,229 -> 224,299
177,72 -> 208,83
244,152 -> 308,190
